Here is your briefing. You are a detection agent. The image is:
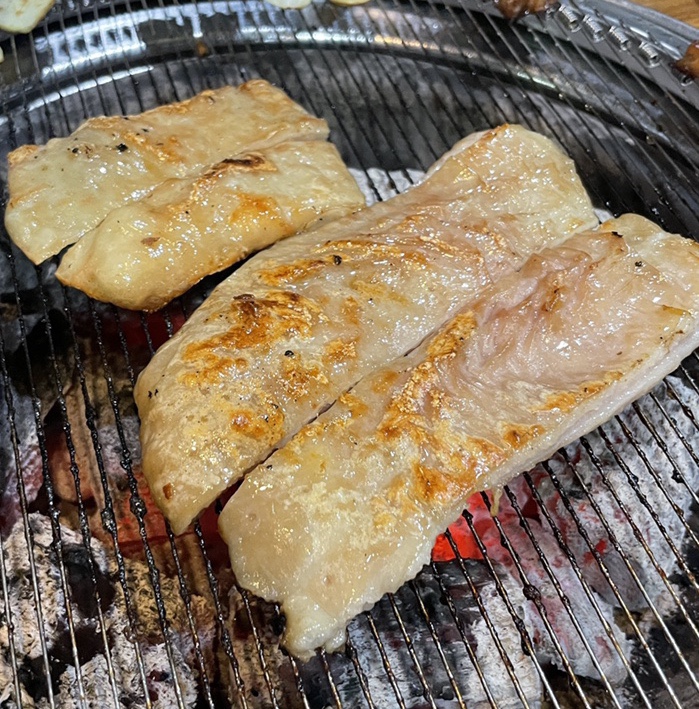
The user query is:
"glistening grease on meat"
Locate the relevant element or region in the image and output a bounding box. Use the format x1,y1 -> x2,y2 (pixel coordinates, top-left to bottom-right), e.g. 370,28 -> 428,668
219,215 -> 699,659
5,80 -> 328,263
54,141 -> 365,311
134,124 -> 597,534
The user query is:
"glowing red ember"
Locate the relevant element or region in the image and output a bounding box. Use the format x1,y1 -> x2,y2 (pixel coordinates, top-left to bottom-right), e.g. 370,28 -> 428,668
432,476 -> 542,563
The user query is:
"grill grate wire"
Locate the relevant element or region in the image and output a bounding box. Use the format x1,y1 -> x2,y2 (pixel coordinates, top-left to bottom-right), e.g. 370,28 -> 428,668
445,517 -> 558,708
566,444 -> 689,704
1,1 -> 699,707
422,0 -> 650,224
571,433 -> 693,694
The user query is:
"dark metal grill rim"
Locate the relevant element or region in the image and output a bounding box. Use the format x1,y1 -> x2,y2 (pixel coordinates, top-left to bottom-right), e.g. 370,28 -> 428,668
0,1 -> 699,708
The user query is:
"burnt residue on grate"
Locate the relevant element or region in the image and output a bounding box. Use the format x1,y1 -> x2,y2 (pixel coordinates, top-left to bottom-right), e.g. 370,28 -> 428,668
2,0 -> 699,707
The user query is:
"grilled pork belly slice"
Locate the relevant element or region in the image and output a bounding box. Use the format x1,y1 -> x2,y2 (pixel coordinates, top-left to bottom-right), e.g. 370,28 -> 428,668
0,0 -> 54,33
54,141 -> 364,311
219,215 -> 699,659
5,80 -> 328,264
134,124 -> 597,534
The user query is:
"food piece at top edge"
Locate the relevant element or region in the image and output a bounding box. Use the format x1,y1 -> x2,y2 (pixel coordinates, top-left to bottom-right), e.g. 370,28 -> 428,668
4,80 -> 329,264
494,0 -> 555,20
0,0 -> 55,33
54,141 -> 365,311
134,124 -> 598,535
219,214 -> 699,659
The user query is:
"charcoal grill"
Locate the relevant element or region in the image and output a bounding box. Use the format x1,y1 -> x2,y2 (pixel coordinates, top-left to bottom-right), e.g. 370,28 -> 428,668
2,0 -> 699,706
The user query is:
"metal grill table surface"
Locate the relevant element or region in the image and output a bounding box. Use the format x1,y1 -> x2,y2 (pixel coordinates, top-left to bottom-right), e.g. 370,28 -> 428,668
1,0 -> 699,707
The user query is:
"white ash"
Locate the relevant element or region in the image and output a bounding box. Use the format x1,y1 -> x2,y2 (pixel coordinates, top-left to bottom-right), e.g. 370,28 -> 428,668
225,561 -> 544,708
467,581 -> 544,708
467,482 -> 632,687
438,565 -> 545,709
0,512 -> 211,708
0,378 -> 44,529
489,509 -> 631,685
536,375 -> 699,615
346,561 -> 544,709
1,514 -> 87,662
55,642 -> 198,708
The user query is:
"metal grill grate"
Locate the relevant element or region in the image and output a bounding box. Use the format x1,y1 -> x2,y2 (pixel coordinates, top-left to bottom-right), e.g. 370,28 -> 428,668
1,0 -> 699,706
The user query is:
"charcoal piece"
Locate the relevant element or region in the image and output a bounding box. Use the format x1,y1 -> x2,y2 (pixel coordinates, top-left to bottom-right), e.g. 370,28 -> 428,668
6,308 -> 73,401
537,376 -> 699,614
16,654 -> 50,703
330,561 -> 543,709
61,543 -> 116,618
0,513 -> 205,707
0,377 -> 41,517
415,560 -> 544,709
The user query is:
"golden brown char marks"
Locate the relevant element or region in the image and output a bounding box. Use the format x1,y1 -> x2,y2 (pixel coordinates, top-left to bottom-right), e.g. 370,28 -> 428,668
211,153 -> 277,174
180,291 -> 324,385
378,313 -> 477,443
71,89 -> 282,168
177,157 -> 284,228
340,296 -> 361,330
501,423 -> 545,450
370,369 -> 401,396
230,400 -> 284,441
315,238 -> 429,267
192,155 -> 276,197
541,390 -> 582,414
84,125 -> 188,165
372,311 -> 516,514
337,390 -> 369,417
426,313 -> 477,360
376,434 -> 505,525
8,144 -> 39,167
413,464 -> 461,503
536,371 -> 624,414
461,436 -> 507,473
279,357 -> 328,401
350,278 -> 410,307
378,475 -> 421,525
258,258 -> 328,286
179,350 -> 235,386
227,193 -> 289,232
323,338 -> 358,369
89,88 -> 223,130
